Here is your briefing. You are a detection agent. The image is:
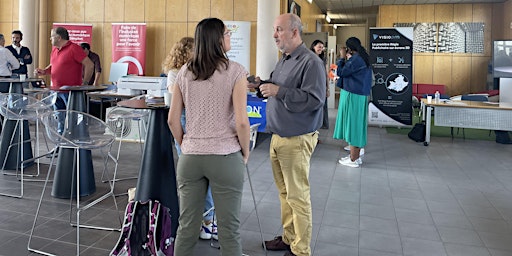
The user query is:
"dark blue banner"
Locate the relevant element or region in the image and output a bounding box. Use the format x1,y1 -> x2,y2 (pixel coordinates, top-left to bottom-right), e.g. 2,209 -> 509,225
369,27 -> 413,126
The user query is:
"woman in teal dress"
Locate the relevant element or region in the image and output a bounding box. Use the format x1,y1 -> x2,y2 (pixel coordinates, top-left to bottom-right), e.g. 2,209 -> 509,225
333,37 -> 373,168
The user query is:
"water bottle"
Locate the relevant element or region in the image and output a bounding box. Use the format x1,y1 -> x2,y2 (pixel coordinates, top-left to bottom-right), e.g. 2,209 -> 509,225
434,91 -> 440,103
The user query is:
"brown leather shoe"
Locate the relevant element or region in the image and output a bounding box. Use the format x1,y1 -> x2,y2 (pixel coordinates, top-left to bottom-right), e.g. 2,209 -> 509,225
263,236 -> 290,251
284,250 -> 297,256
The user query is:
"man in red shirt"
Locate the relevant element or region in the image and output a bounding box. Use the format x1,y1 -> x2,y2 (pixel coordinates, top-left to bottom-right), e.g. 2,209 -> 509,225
35,27 -> 94,133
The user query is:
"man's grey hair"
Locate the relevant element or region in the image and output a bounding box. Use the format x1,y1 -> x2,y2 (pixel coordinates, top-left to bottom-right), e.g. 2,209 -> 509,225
289,14 -> 303,35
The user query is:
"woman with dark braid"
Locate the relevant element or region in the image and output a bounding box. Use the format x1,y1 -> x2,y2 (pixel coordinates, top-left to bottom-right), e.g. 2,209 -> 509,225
333,37 -> 373,168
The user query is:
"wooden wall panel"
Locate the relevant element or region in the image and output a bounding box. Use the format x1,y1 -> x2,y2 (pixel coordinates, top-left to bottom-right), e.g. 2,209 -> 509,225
434,4 -> 453,22
378,5 -> 398,27
433,55 -> 452,93
0,0 -> 14,22
125,0 -> 145,22
250,22 -> 257,75
40,0 -> 49,22
188,21 -> 198,37
451,56 -> 471,95
65,0 -> 85,22
101,24 -> 113,79
397,5 -> 416,22
91,22 -> 104,59
491,3 -> 504,40
416,5 -> 435,22
413,55 -> 434,84
473,4 -> 492,56
164,23 -> 191,62
166,0 -> 188,22
146,0 -> 166,22
85,0 -> 105,22
0,24 -> 13,39
470,57 -> 489,93
211,0 -> 234,21
37,23 -> 53,73
104,0 -> 124,22
234,0 -> 257,21
453,4 -> 472,22
146,23 -> 167,76
504,0 -> 512,39
12,0 -> 20,23
188,0 -> 210,22
48,0 -> 67,22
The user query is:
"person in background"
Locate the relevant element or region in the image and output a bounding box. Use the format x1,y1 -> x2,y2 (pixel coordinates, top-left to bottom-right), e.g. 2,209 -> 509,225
310,39 -> 330,129
163,36 -> 219,240
34,27 -> 94,135
6,30 -> 32,77
168,17 -> 250,256
333,37 -> 372,168
0,34 -> 20,94
335,46 -> 347,89
0,34 -> 20,79
336,46 -> 365,155
249,13 -> 325,256
80,42 -> 101,85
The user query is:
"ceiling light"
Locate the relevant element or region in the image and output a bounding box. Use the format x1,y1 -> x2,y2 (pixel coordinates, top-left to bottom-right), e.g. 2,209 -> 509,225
325,15 -> 331,23
307,0 -> 313,3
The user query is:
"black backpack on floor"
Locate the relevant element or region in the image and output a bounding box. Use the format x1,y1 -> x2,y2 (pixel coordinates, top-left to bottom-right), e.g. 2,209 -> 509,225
408,122 -> 426,142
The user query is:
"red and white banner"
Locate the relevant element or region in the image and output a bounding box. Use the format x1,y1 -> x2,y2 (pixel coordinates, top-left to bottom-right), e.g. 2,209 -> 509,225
111,23 -> 146,75
52,23 -> 92,44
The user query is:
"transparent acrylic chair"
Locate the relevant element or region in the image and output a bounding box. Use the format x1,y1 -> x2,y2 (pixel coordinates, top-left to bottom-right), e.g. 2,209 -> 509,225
102,95 -> 149,189
0,93 -> 54,198
28,110 -> 120,256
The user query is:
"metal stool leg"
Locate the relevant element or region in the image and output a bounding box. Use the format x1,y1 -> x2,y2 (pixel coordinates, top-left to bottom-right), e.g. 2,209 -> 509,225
246,165 -> 267,255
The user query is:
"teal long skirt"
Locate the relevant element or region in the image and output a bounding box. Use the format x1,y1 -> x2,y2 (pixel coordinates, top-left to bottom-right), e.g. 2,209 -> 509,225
333,90 -> 368,148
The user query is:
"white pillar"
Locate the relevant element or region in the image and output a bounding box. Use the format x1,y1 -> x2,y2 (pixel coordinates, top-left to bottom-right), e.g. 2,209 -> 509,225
19,0 -> 39,76
256,0 -> 279,79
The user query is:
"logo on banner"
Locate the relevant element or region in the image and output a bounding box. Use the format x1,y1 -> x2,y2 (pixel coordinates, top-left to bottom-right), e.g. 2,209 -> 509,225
247,105 -> 262,118
386,73 -> 409,94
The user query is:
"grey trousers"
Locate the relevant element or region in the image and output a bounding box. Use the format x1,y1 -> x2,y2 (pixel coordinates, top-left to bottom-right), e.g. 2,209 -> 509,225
173,152 -> 245,256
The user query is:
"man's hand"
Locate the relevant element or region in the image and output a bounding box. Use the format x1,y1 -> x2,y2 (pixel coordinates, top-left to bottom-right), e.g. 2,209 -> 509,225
34,68 -> 45,76
259,83 -> 279,98
247,75 -> 261,89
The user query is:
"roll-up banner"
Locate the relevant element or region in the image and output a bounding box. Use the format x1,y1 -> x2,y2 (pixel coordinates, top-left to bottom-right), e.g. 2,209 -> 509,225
224,21 -> 251,72
52,23 -> 92,45
112,23 -> 146,75
369,27 -> 413,127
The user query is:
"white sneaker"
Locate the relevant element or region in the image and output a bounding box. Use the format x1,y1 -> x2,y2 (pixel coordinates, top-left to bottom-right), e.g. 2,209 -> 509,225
199,222 -> 212,240
338,156 -> 363,165
338,157 -> 361,167
343,146 -> 364,155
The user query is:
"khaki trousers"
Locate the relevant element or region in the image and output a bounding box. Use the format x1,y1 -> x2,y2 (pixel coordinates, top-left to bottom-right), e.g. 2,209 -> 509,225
270,131 -> 318,256
174,152 -> 245,256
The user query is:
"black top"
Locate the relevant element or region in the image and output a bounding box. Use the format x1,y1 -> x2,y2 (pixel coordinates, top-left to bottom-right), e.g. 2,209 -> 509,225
5,45 -> 32,75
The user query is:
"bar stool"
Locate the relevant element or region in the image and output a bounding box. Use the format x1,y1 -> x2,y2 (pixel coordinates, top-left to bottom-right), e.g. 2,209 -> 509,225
0,93 -> 53,198
28,110 -> 120,256
102,96 -> 149,188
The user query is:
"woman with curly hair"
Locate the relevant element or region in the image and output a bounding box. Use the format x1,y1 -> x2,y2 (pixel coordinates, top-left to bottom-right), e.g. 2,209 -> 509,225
162,37 -> 194,92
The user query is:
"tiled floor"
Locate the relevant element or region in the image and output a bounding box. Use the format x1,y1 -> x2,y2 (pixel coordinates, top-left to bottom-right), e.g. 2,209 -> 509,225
1,109 -> 512,256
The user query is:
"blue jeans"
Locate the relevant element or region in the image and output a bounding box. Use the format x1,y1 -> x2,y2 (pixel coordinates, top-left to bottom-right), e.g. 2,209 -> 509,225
174,110 -> 215,222
54,92 -> 69,134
